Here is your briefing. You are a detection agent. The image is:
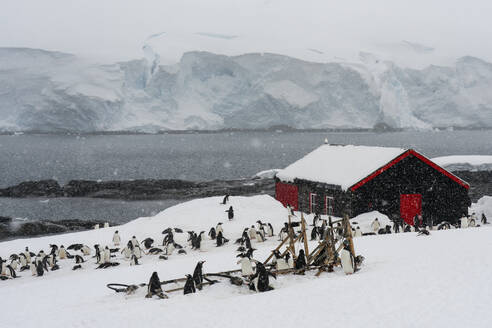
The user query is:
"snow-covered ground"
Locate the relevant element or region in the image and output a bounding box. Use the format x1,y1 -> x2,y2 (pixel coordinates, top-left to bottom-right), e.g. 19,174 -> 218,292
1,195 -> 491,328
432,155 -> 492,171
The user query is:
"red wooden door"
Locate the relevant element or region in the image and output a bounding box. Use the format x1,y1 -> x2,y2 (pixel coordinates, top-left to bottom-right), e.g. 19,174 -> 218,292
400,194 -> 422,225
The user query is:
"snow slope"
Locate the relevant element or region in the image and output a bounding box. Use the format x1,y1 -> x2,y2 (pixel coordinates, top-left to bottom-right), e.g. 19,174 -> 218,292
432,155 -> 492,171
1,195 -> 492,328
1,48 -> 492,132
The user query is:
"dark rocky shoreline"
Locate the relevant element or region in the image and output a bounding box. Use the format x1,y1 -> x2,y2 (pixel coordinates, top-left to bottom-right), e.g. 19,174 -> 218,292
0,217 -> 113,241
0,177 -> 275,200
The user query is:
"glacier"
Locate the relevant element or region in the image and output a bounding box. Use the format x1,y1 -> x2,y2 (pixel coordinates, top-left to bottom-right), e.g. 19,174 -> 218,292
0,47 -> 491,132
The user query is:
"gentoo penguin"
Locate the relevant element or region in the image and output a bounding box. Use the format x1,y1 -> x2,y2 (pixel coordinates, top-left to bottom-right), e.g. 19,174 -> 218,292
75,255 -> 85,264
130,254 -> 139,266
242,235 -> 251,250
354,226 -> 362,237
113,231 -> 121,246
340,241 -> 355,275
237,254 -> 255,276
50,257 -> 60,271
146,272 -> 167,299
19,253 -> 27,267
131,236 -> 139,248
192,261 -> 205,290
273,251 -> 289,271
248,226 -> 256,240
163,231 -> 174,245
255,229 -> 265,242
24,247 -> 32,263
102,246 -> 111,263
36,261 -> 44,277
285,252 -> 294,269
9,258 -> 18,271
481,213 -> 488,224
267,223 -> 274,237
216,231 -> 229,247
121,241 -> 133,259
371,218 -> 380,232
58,246 -> 67,259
191,233 -> 201,250
469,218 -> 476,227
104,222 -> 109,228
49,244 -> 58,256
216,223 -> 224,234
226,206 -> 234,220
183,274 -> 196,295
310,227 -> 318,240
295,249 -> 307,271
164,243 -> 175,255
0,259 -> 6,276
30,262 -> 37,276
222,194 -> 230,205
147,248 -> 163,255
417,228 -> 430,236
134,244 -> 143,258
460,215 -> 469,229
250,262 -> 275,292
6,265 -> 17,278
94,244 -> 102,263
94,224 -> 100,230
141,238 -> 154,249
208,227 -> 216,240
72,265 -> 82,270
81,245 -> 91,256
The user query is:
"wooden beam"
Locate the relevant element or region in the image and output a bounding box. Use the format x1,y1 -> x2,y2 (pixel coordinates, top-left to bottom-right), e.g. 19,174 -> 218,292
263,235 -> 290,265
301,213 -> 310,259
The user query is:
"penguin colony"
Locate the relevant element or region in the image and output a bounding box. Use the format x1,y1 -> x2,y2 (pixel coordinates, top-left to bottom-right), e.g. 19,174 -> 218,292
2,195 -> 485,299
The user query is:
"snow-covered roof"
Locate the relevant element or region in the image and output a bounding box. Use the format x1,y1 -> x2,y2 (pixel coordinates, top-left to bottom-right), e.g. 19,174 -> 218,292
276,144 -> 406,190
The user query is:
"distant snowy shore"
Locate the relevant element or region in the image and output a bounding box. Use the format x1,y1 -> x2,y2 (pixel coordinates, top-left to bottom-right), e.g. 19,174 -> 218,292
432,155 -> 492,172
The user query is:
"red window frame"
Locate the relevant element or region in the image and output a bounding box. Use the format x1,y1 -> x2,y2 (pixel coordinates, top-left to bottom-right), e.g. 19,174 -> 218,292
309,193 -> 317,213
325,196 -> 334,215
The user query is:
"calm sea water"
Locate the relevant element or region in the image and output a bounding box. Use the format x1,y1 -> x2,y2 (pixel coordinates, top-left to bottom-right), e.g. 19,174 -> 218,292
0,130 -> 490,223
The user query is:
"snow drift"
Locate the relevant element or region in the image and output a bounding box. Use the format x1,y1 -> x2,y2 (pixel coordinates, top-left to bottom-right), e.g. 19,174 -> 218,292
1,48 -> 492,132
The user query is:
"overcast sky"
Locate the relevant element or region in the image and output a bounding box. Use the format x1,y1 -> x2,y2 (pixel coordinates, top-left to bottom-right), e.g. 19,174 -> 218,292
2,0 -> 492,66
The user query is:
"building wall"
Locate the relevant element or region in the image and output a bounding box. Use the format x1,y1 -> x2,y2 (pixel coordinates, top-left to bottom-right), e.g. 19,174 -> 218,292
275,181 -> 299,210
351,155 -> 470,224
295,179 -> 352,217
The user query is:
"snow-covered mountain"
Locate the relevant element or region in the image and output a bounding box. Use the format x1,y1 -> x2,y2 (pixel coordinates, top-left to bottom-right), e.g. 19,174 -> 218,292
1,47 -> 492,132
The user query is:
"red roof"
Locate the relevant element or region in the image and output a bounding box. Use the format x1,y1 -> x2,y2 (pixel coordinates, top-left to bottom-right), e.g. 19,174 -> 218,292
349,149 -> 470,191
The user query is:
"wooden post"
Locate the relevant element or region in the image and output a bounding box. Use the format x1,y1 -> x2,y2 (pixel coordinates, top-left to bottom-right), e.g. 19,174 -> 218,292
288,214 -> 296,258
301,213 -> 309,259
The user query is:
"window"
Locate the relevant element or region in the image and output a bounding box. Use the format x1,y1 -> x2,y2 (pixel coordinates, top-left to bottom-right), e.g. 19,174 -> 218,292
326,196 -> 334,215
309,193 -> 317,213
